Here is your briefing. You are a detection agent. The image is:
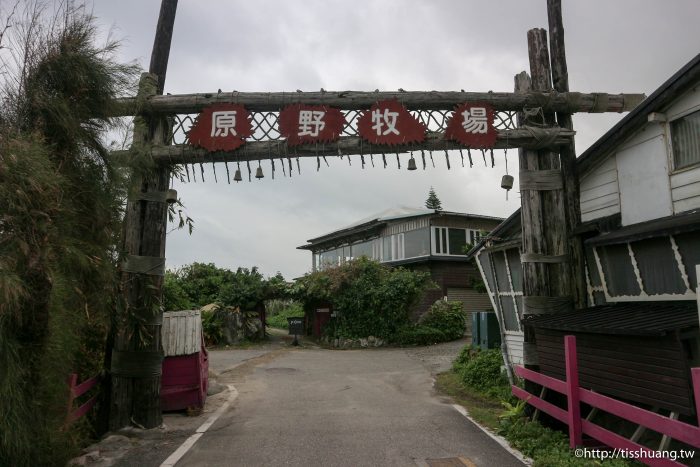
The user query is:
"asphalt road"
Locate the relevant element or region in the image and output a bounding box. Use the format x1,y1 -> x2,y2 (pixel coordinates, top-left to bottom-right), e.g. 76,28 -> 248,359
176,347 -> 525,467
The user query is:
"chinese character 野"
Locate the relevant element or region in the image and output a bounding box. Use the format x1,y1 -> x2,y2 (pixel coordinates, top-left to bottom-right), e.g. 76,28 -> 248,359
371,108 -> 400,136
211,110 -> 238,137
298,110 -> 326,137
461,107 -> 488,134
279,105 -> 344,146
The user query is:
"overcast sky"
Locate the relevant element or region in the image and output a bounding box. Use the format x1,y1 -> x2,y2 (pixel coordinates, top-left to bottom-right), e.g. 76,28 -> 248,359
90,0 -> 699,279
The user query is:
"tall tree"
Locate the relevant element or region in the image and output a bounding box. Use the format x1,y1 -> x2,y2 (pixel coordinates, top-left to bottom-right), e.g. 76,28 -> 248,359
425,187 -> 443,211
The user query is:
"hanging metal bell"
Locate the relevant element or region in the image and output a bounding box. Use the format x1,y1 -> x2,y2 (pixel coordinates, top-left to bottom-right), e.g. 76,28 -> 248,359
501,174 -> 514,190
233,169 -> 242,182
255,166 -> 264,179
407,156 -> 417,171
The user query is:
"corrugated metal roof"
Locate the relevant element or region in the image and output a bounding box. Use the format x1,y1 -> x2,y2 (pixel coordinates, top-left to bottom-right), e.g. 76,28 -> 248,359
162,310 -> 203,356
527,301 -> 698,336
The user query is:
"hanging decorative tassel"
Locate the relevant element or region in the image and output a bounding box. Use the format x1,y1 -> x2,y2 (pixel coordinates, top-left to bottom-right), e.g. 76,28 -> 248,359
191,164 -> 197,182
429,150 -> 435,168
370,154 -> 375,167
225,160 -> 231,184
481,149 -> 487,166
361,154 -> 366,168
421,150 -> 426,170
467,148 -> 473,167
444,149 -> 451,170
317,155 -> 321,171
288,157 -> 293,177
199,163 -> 205,182
459,149 -> 465,167
396,151 -> 401,169
382,153 -> 387,168
281,156 -> 287,177
271,158 -> 276,180
490,148 -> 495,168
212,160 -> 218,183
323,155 -> 329,167
296,156 -> 301,175
185,164 -> 191,182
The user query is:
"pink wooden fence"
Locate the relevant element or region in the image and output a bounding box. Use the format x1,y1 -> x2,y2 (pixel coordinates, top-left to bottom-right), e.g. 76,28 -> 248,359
65,373 -> 101,426
513,335 -> 700,467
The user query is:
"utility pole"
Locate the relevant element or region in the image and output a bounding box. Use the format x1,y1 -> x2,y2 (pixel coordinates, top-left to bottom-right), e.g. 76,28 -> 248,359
110,0 -> 178,430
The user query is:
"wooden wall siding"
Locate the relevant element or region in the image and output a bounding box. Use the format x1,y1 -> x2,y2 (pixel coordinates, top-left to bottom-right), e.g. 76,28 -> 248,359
383,217 -> 430,235
580,156 -> 620,222
535,329 -> 695,415
671,166 -> 700,213
161,310 -> 202,357
447,287 -> 493,338
431,217 -> 502,231
505,332 -> 524,366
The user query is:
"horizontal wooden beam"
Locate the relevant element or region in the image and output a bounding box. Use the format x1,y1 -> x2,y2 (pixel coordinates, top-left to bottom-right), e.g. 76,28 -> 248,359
112,128 -> 574,165
113,90 -> 645,116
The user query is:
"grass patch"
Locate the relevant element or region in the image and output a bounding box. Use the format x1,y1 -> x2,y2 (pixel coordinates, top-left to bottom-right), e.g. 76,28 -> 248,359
267,303 -> 304,329
436,345 -> 634,467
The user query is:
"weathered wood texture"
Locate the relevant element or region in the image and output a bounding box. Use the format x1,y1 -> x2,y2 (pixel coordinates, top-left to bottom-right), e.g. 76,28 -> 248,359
112,90 -> 645,116
111,0 -> 177,431
149,0 -> 178,95
518,28 -> 572,368
535,329 -> 695,415
548,0 -> 587,309
113,127 -> 574,165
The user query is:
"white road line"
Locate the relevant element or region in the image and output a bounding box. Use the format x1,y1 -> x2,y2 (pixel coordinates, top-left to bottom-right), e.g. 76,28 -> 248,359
451,404 -> 533,466
160,385 -> 239,467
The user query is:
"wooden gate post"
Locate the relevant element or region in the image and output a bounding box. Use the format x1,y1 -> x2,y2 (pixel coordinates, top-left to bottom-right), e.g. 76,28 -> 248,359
547,0 -> 587,309
109,0 -> 178,430
517,28 -> 573,369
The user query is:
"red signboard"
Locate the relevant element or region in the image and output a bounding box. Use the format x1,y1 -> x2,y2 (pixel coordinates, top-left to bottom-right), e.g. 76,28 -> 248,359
444,103 -> 497,148
357,100 -> 426,145
279,104 -> 345,146
187,104 -> 253,152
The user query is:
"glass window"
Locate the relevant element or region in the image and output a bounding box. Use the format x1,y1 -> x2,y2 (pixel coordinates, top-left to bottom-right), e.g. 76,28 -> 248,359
352,240 -> 373,259
506,248 -> 522,292
448,228 -> 467,255
319,248 -> 340,269
382,236 -> 392,262
672,110 -> 700,170
404,228 -> 430,258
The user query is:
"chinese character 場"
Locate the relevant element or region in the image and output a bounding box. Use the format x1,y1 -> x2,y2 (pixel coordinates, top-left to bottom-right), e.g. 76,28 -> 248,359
461,107 -> 488,134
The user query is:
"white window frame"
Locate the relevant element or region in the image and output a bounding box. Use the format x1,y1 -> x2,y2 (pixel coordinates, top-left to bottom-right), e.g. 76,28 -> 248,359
668,107 -> 700,173
432,227 -> 472,256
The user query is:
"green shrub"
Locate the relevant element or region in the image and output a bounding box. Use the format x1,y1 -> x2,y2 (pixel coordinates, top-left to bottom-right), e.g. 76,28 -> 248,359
419,300 -> 466,341
392,325 -> 447,346
453,347 -> 509,399
267,303 -> 305,329
201,308 -> 225,345
293,257 -> 433,339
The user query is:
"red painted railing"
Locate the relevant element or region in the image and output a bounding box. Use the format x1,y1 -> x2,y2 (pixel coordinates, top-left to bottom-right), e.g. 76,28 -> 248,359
513,335 -> 700,467
65,373 -> 101,426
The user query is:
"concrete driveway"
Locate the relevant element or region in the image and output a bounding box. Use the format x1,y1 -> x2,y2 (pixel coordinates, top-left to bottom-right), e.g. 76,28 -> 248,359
176,346 -> 525,467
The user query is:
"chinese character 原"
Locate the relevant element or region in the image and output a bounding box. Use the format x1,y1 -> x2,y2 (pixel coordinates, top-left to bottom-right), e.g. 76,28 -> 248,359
211,111 -> 238,137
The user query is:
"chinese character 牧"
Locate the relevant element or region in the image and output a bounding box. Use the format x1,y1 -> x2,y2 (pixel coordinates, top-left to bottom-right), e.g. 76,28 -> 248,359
211,111 -> 238,137
298,110 -> 326,137
461,107 -> 488,134
371,108 -> 400,136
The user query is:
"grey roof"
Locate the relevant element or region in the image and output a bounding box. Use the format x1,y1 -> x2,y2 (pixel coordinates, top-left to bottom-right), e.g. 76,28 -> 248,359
298,206 -> 504,250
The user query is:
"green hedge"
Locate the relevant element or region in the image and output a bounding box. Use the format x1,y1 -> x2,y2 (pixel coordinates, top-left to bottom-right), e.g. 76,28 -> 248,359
267,304 -> 305,329
452,346 -> 510,399
391,300 -> 466,346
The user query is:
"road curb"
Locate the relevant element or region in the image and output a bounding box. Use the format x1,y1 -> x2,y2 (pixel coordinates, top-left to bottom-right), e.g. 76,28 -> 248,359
160,384 -> 239,467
